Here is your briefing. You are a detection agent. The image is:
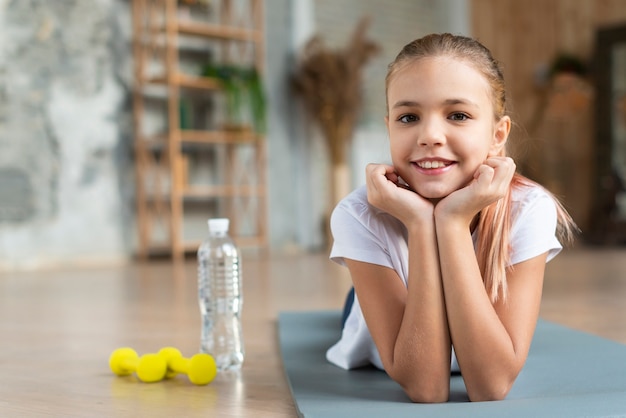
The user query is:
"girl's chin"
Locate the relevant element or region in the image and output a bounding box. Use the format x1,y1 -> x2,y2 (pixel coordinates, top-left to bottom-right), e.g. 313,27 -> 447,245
409,178 -> 472,200
412,187 -> 453,200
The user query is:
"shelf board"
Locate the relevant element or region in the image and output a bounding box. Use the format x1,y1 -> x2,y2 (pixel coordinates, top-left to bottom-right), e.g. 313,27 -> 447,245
184,185 -> 265,198
182,235 -> 266,252
143,235 -> 266,256
142,243 -> 174,257
144,73 -> 221,90
138,129 -> 262,151
177,21 -> 261,42
181,129 -> 260,144
142,186 -> 264,202
177,73 -> 221,89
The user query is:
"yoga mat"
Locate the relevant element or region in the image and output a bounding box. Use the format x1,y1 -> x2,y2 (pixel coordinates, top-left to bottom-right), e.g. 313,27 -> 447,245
278,311 -> 626,417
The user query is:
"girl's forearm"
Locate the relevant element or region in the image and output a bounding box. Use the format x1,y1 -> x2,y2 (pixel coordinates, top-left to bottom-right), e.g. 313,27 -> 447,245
389,221 -> 451,402
434,218 -> 520,401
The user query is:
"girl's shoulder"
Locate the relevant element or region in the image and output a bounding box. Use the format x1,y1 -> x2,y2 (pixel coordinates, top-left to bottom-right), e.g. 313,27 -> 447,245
511,181 -> 557,213
332,185 -> 404,236
335,185 -> 383,218
509,181 -> 563,264
330,185 -> 406,269
340,185 -> 369,206
509,180 -> 560,234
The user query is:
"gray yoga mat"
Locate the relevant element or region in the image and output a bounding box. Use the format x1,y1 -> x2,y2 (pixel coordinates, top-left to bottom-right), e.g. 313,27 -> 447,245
278,310 -> 626,417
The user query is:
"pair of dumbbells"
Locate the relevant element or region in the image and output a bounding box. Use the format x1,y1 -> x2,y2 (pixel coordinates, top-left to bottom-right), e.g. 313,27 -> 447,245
109,347 -> 217,385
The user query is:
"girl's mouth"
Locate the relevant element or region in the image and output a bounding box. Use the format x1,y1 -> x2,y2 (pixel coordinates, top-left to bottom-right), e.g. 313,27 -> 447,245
413,159 -> 455,170
416,160 -> 450,169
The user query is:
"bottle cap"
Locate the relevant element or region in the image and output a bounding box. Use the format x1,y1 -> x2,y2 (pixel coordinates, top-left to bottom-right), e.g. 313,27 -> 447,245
208,218 -> 230,233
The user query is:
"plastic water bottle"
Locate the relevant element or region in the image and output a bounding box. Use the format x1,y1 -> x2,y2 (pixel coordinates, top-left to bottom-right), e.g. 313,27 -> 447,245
197,218 -> 244,372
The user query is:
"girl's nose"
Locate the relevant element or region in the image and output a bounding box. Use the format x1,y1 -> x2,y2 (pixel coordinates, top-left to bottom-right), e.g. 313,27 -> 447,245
417,118 -> 446,147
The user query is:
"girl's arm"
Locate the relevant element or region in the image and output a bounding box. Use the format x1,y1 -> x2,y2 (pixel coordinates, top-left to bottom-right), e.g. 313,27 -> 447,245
434,157 -> 544,401
349,164 -> 451,403
435,227 -> 546,401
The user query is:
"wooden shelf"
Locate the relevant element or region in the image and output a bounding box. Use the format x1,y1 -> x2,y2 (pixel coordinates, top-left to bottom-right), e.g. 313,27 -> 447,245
132,0 -> 266,260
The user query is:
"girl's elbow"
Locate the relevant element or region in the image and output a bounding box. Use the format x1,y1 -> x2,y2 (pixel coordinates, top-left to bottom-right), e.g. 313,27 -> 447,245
465,360 -> 524,402
402,376 -> 512,403
385,360 -> 451,403
401,378 -> 450,403
467,377 -> 514,402
406,386 -> 450,403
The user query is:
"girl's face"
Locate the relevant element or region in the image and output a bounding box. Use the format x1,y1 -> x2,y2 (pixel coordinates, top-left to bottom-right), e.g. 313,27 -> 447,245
385,56 -> 510,200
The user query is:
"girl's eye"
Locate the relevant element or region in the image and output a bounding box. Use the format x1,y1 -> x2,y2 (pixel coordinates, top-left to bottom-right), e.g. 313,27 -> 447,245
449,112 -> 469,121
398,114 -> 418,123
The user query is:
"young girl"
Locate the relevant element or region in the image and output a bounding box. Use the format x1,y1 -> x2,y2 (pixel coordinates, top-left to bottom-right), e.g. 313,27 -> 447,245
326,33 -> 576,403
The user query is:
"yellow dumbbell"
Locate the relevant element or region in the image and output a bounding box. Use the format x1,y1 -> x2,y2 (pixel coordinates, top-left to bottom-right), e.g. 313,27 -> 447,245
109,347 -> 168,383
158,347 -> 217,385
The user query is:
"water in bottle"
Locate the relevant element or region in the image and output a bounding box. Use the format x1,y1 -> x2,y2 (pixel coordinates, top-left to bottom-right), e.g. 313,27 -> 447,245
198,218 -> 244,372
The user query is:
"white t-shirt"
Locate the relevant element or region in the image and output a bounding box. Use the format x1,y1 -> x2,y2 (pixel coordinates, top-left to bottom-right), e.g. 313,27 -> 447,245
326,183 -> 563,372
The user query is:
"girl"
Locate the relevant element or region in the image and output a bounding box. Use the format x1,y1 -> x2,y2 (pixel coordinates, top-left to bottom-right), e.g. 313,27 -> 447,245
326,33 -> 576,403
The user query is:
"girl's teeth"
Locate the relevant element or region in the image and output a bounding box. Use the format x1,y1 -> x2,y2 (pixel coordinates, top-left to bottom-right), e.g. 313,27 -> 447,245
419,161 -> 445,169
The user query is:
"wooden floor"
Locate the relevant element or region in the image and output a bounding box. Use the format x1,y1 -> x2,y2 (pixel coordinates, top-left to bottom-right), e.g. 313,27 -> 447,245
1,246 -> 625,417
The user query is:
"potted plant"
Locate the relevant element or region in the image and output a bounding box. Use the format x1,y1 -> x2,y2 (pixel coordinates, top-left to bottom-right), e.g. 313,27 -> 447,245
202,64 -> 266,134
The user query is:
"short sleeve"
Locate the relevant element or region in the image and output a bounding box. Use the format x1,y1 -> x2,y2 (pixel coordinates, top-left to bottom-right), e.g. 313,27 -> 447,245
328,187 -> 398,270
509,187 -> 563,265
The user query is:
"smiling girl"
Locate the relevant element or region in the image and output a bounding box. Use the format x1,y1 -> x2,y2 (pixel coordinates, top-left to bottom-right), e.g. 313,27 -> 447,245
326,33 -> 577,403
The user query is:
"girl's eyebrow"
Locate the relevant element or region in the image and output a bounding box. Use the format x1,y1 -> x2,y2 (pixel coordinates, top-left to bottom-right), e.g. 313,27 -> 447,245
391,100 -> 419,109
391,98 -> 481,109
443,98 -> 480,108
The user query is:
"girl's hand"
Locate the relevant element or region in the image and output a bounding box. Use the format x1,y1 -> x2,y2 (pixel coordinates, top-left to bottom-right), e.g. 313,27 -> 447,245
434,157 -> 516,225
365,163 -> 434,225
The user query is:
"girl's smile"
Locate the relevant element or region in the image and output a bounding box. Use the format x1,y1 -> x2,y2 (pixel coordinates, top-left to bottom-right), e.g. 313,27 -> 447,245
413,158 -> 456,175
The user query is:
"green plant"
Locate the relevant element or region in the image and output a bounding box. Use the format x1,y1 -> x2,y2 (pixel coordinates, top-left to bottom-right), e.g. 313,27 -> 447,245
202,64 -> 266,133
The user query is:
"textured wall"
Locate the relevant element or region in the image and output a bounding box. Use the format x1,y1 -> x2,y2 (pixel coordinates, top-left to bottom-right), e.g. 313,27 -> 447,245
0,0 -> 468,267
0,0 -> 133,268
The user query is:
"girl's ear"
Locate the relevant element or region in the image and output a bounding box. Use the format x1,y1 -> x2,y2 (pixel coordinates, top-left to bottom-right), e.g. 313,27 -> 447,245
489,115 -> 511,156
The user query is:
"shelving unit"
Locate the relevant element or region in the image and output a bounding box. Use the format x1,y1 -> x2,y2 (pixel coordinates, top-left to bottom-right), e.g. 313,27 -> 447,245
131,0 -> 267,259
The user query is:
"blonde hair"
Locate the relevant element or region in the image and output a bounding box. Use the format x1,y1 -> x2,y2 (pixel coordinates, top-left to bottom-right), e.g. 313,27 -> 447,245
386,33 -> 577,302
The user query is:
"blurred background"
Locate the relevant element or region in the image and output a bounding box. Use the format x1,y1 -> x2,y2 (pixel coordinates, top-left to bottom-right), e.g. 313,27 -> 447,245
1,0 -> 626,269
